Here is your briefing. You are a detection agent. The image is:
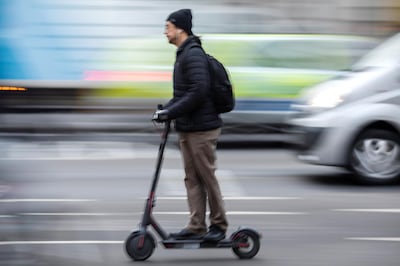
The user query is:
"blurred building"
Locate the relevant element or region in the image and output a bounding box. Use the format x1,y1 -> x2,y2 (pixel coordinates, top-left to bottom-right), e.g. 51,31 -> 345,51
0,0 -> 398,134
1,0 -> 399,81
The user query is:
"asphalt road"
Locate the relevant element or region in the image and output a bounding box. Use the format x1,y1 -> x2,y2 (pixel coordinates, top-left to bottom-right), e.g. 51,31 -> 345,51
0,137 -> 399,266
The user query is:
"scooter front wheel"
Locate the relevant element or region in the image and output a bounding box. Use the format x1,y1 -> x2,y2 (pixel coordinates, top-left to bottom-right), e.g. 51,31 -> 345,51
231,229 -> 260,259
125,231 -> 156,261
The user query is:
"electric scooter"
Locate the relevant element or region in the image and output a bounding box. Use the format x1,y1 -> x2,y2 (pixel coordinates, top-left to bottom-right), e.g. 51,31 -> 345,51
125,120 -> 261,261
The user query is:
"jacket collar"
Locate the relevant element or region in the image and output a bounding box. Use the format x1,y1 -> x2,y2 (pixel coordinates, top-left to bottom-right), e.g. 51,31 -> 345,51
176,36 -> 197,55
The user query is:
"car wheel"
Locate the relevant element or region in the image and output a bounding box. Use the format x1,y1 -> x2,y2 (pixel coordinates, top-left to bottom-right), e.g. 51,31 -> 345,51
349,129 -> 400,184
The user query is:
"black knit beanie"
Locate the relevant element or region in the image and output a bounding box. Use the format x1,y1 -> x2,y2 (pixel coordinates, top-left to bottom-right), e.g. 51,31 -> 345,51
166,9 -> 193,35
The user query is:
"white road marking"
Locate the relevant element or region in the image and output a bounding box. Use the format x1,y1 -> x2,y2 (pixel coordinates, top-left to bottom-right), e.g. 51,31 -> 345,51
155,196 -> 300,200
224,196 -> 301,200
0,197 -> 300,203
19,212 -> 131,216
0,198 -> 96,203
0,142 -> 181,160
18,211 -> 307,216
346,237 -> 400,242
152,211 -> 307,215
227,211 -> 306,215
0,240 -> 123,246
334,209 -> 400,213
5,237 -> 398,246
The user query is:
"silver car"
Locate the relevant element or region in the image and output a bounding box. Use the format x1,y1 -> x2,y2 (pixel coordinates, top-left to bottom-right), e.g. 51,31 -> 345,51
288,33 -> 400,184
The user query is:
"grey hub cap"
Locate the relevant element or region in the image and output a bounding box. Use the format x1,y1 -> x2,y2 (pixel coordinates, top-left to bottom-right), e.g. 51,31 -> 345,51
352,138 -> 400,179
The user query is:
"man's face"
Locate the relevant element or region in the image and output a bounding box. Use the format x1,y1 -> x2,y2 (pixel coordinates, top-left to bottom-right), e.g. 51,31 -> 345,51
164,21 -> 180,45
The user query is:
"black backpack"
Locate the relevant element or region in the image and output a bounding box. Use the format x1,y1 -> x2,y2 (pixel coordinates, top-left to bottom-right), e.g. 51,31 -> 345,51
205,53 -> 235,113
185,43 -> 235,113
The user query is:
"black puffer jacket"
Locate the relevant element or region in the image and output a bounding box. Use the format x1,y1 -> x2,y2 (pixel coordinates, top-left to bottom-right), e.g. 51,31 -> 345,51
164,36 -> 222,132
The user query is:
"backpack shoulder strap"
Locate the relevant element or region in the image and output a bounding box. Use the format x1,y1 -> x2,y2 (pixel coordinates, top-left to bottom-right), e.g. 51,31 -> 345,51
179,42 -> 208,75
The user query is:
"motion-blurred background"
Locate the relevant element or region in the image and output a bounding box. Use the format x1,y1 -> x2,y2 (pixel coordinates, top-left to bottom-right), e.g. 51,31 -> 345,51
1,2 -> 400,266
1,0 -> 399,135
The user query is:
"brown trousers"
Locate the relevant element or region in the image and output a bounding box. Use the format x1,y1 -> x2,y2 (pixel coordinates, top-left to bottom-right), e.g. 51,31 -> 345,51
178,128 -> 228,234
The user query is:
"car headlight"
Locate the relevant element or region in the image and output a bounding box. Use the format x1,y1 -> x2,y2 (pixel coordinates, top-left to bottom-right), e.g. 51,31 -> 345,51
309,87 -> 351,109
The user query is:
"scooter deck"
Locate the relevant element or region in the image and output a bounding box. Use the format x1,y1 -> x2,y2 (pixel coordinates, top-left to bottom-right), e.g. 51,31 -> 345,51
162,238 -> 232,249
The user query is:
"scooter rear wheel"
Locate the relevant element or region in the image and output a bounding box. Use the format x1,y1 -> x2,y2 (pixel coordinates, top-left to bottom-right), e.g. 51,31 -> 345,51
125,231 -> 155,261
231,229 -> 260,259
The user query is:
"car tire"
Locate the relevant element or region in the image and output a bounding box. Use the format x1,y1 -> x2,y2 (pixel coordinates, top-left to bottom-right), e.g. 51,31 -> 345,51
349,129 -> 400,184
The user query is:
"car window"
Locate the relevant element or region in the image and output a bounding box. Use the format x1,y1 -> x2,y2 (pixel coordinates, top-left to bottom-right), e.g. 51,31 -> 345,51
202,40 -> 254,66
203,37 -> 375,71
353,33 -> 400,69
255,40 -> 350,69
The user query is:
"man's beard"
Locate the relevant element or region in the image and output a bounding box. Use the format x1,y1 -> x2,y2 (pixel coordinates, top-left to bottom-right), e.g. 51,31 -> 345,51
168,33 -> 179,45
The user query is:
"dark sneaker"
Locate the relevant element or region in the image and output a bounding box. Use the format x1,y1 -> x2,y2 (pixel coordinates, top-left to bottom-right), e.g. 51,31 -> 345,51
169,228 -> 204,240
203,225 -> 225,242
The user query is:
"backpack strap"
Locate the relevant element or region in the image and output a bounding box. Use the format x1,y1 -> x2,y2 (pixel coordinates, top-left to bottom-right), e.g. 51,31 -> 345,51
178,42 -> 208,76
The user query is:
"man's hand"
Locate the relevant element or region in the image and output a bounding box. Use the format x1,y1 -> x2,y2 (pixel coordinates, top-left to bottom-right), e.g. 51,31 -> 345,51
152,109 -> 169,122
